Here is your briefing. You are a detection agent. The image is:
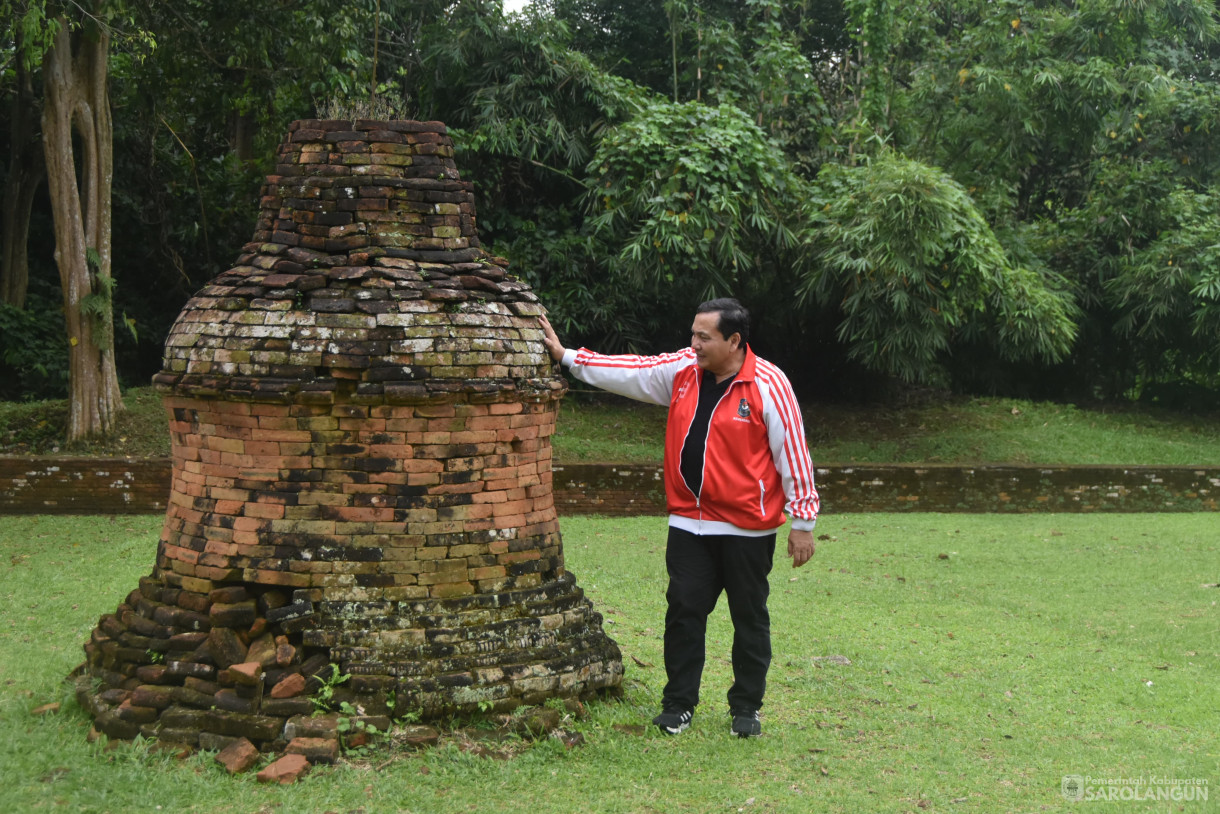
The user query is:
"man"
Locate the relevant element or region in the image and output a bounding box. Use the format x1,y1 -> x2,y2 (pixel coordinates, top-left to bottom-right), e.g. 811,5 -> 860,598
539,298 -> 819,738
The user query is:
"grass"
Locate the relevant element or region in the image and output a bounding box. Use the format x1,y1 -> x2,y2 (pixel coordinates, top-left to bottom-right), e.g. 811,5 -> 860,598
805,397 -> 1220,466
556,392 -> 1220,465
1,513 -> 1216,812
0,387 -> 169,457
5,386 -> 1219,466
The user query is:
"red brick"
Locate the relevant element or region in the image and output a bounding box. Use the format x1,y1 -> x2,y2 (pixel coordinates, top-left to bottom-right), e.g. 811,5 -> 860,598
286,736 -> 340,764
413,404 -> 456,418
331,506 -> 395,522
270,672 -> 307,698
216,737 -> 261,774
492,499 -> 532,516
257,753 -> 310,784
203,540 -> 238,557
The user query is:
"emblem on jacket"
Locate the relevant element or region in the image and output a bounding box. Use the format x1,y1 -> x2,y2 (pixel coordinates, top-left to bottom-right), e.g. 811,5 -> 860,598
737,398 -> 751,418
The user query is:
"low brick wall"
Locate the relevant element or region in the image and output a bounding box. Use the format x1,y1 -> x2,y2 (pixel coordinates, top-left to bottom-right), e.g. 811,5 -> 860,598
0,457 -> 172,514
3,457 -> 1217,515
553,463 -> 1219,514
814,464 -> 1220,513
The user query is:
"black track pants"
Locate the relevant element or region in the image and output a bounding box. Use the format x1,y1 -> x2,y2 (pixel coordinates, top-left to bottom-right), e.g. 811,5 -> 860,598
661,526 -> 776,713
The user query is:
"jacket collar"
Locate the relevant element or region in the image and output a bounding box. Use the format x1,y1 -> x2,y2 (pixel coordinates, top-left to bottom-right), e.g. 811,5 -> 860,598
697,344 -> 755,384
738,345 -> 757,382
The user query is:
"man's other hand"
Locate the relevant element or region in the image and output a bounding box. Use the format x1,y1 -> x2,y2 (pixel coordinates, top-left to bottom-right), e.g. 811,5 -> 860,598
787,528 -> 815,568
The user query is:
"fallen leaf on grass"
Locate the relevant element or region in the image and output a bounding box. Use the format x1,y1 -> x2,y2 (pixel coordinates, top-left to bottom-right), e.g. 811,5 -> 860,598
631,655 -> 652,669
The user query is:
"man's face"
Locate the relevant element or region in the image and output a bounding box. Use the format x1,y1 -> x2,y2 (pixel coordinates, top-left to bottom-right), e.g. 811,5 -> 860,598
690,311 -> 740,375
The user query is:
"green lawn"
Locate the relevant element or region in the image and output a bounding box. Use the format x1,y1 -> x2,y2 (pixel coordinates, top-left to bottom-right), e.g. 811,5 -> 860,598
1,513 -> 1216,812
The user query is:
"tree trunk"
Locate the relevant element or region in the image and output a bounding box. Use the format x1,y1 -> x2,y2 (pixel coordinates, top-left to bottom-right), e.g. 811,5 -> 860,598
229,109 -> 256,162
42,17 -> 123,440
0,41 -> 45,308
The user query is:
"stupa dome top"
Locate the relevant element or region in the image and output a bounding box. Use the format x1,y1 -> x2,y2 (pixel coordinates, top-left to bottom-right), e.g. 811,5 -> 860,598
152,119 -> 558,405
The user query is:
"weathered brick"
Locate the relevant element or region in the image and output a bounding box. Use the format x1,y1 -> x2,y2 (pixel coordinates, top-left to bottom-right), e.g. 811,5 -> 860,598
216,737 -> 261,774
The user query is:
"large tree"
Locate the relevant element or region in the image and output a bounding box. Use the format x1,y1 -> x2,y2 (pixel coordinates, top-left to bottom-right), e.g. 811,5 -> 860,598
1,2 -> 123,438
43,8 -> 122,439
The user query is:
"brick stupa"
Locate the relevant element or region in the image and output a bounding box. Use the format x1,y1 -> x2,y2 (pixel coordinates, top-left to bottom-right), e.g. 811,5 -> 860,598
74,120 -> 622,750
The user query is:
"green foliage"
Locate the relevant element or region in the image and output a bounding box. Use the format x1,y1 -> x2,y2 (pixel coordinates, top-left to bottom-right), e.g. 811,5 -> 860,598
2,0 -> 63,71
8,0 -> 1220,405
310,666 -> 351,713
885,0 -> 1220,396
589,99 -> 802,301
492,207 -> 661,353
439,14 -> 647,172
1104,188 -> 1220,387
79,266 -> 116,349
335,700 -> 382,752
803,151 -> 1076,384
0,283 -> 69,401
843,0 -> 895,131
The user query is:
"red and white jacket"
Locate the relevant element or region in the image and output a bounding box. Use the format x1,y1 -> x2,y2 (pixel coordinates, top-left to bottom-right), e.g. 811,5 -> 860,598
562,345 -> 819,536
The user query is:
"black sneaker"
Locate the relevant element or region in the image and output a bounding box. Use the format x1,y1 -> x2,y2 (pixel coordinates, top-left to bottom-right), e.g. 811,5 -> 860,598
652,707 -> 693,735
730,709 -> 761,738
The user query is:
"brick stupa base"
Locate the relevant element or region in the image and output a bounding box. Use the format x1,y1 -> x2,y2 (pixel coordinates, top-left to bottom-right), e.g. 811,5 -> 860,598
73,119 -> 622,753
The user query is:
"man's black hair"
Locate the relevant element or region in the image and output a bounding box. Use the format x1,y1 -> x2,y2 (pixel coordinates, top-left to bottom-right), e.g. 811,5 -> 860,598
696,297 -> 750,348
